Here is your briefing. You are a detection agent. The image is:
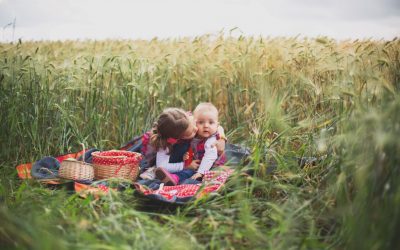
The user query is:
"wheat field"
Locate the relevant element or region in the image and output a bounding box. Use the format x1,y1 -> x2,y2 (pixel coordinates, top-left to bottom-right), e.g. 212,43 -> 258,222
0,36 -> 399,249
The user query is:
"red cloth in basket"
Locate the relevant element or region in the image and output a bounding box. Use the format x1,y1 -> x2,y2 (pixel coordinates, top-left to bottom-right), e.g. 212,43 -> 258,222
92,150 -> 142,180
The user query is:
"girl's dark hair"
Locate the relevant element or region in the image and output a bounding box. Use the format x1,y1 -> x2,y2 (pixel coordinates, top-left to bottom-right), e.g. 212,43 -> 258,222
150,108 -> 190,151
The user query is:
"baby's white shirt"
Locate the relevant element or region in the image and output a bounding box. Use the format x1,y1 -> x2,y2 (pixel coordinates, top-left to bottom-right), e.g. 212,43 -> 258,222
196,135 -> 218,174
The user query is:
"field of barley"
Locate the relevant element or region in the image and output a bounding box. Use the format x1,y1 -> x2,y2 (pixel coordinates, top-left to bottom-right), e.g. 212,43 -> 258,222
1,35 -> 399,249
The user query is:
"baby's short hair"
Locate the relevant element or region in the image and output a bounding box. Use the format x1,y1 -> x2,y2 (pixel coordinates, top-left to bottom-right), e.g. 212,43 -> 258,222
193,102 -> 218,116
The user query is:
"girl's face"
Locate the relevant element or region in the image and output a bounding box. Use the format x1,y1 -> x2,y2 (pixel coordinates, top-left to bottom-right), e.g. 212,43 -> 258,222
180,115 -> 197,140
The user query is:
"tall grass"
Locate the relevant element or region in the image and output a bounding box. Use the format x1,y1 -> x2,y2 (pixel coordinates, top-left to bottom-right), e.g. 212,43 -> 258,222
0,35 -> 399,249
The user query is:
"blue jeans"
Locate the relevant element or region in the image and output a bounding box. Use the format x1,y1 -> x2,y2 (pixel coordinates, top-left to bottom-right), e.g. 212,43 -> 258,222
174,169 -> 196,184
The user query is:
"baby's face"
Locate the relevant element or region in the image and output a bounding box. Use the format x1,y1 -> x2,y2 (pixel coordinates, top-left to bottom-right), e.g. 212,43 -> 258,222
180,115 -> 198,140
194,110 -> 219,138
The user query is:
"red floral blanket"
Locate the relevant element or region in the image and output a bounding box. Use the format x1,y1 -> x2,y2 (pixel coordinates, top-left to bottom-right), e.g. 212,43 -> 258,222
134,169 -> 233,201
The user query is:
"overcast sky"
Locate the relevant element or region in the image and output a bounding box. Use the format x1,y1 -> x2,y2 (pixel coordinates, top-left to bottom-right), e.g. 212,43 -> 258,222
0,0 -> 399,41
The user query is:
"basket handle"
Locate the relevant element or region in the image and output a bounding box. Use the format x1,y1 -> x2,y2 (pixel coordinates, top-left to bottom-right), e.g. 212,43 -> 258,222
80,142 -> 86,163
39,167 -> 58,177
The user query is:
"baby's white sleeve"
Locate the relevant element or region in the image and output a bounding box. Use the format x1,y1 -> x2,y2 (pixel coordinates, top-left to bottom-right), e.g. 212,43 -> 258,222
156,148 -> 184,173
197,137 -> 218,174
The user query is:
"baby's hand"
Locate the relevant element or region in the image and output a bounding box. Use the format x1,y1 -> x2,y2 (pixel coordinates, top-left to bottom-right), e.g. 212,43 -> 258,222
187,159 -> 200,170
190,172 -> 203,180
183,152 -> 189,161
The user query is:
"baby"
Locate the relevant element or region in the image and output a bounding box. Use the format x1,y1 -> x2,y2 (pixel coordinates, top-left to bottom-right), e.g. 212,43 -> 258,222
189,102 -> 221,180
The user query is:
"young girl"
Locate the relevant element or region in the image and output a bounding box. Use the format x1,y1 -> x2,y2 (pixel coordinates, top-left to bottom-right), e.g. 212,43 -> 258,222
151,107 -> 198,175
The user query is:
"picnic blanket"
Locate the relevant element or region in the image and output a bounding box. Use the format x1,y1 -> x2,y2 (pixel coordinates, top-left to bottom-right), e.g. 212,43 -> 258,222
15,137 -> 250,204
73,168 -> 234,204
134,168 -> 234,203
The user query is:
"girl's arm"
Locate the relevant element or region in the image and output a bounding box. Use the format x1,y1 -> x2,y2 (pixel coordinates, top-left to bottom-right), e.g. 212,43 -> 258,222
213,125 -> 227,155
156,148 -> 184,173
217,125 -> 225,138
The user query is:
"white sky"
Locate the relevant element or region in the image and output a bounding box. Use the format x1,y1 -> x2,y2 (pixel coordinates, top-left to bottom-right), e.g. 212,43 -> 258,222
0,0 -> 399,41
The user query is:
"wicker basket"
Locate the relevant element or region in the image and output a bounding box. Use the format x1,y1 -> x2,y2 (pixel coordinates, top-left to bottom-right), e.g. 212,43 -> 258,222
92,150 -> 142,181
59,144 -> 94,181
